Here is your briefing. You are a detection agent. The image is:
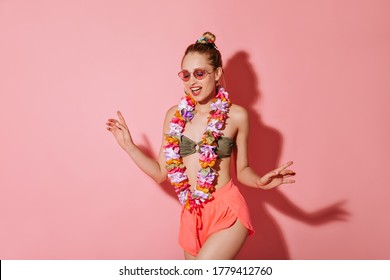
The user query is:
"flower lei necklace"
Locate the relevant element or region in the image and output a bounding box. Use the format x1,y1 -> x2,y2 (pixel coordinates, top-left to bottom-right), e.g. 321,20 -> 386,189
164,87 -> 231,211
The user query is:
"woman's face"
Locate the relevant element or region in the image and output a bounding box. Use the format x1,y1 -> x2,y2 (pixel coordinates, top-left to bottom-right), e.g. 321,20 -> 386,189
181,52 -> 222,104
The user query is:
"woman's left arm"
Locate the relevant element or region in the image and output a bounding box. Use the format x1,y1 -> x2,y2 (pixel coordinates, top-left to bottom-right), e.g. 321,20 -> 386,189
233,106 -> 296,190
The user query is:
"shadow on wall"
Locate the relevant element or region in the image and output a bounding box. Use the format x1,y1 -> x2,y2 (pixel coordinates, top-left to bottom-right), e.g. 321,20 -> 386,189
138,51 -> 349,259
225,51 -> 349,260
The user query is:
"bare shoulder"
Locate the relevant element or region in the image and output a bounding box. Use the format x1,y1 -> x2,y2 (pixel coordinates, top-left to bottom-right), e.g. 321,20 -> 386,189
229,103 -> 249,123
167,105 -> 177,115
164,105 -> 177,120
163,104 -> 178,124
161,105 -> 177,133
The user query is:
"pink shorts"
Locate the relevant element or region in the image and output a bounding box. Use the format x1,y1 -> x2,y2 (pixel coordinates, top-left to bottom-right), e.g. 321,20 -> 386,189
178,179 -> 255,256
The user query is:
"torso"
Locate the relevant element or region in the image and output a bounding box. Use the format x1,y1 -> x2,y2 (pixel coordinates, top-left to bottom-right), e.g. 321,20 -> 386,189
175,103 -> 240,191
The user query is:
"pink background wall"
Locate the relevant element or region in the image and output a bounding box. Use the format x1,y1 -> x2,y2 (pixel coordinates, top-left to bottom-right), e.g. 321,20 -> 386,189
1,0 -> 389,259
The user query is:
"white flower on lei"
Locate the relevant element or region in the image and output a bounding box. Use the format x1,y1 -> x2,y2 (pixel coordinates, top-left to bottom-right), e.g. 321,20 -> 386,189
169,122 -> 183,136
164,146 -> 180,160
193,189 -> 209,201
206,119 -> 223,133
178,98 -> 195,112
211,99 -> 229,112
168,172 -> 187,183
178,189 -> 189,205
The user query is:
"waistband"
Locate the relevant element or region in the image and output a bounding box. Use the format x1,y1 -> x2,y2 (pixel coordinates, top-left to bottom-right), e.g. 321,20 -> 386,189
211,178 -> 234,200
181,179 -> 235,214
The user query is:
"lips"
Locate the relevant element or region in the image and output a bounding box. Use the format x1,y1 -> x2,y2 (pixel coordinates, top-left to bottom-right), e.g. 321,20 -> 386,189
190,86 -> 202,96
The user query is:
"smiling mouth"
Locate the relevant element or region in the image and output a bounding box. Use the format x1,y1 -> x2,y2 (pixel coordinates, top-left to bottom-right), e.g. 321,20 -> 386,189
191,87 -> 202,95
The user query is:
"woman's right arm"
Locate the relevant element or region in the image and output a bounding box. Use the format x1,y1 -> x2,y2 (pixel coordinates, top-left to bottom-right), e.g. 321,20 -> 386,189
106,106 -> 176,184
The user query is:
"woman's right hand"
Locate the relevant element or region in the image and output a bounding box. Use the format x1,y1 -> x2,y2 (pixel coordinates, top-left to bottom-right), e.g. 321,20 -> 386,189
106,111 -> 134,151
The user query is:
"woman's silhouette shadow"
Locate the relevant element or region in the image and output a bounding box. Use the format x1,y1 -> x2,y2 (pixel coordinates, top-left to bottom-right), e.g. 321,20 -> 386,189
224,51 -> 348,259
137,51 -> 348,259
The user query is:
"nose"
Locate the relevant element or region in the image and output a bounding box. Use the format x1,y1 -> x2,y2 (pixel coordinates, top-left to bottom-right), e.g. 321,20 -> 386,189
188,72 -> 197,83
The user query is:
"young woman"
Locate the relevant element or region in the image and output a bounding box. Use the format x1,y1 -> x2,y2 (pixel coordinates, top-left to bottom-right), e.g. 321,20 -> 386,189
106,32 -> 296,260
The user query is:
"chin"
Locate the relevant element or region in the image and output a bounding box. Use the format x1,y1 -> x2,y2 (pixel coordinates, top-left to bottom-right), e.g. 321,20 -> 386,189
191,93 -> 206,101
191,91 -> 216,104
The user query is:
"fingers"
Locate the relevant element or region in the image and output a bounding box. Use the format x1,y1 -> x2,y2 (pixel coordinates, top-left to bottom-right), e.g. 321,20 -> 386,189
267,167 -> 296,186
280,167 -> 296,184
273,161 -> 294,174
106,119 -> 125,131
106,111 -> 128,129
283,179 -> 295,184
271,169 -> 295,177
280,161 -> 293,171
107,110 -> 129,128
282,169 -> 295,175
117,111 -> 128,128
115,122 -> 127,131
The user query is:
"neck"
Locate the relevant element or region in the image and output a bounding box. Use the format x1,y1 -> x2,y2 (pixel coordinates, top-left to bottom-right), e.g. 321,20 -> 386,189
195,91 -> 216,113
195,101 -> 213,113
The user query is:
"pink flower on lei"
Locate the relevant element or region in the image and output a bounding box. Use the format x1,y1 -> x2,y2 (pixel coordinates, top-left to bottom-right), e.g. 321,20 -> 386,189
199,145 -> 218,163
167,166 -> 185,174
171,117 -> 185,128
215,87 -> 229,100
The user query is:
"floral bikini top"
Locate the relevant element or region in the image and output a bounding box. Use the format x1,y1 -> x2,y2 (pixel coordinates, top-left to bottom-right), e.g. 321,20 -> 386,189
179,135 -> 235,159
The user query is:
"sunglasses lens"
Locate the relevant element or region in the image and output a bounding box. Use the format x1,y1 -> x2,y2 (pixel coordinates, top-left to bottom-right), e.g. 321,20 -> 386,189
178,70 -> 190,81
194,69 -> 207,80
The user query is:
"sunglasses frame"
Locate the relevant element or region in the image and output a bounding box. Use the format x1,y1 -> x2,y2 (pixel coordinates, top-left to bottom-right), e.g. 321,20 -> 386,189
178,68 -> 215,82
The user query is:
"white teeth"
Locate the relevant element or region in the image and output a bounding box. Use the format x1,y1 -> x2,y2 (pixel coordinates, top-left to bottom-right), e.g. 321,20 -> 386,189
191,87 -> 201,91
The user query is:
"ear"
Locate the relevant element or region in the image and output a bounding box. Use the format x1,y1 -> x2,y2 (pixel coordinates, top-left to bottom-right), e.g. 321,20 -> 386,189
214,67 -> 223,82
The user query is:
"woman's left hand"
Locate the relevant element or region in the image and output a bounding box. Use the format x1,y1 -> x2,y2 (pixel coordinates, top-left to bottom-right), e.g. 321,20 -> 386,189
256,161 -> 296,190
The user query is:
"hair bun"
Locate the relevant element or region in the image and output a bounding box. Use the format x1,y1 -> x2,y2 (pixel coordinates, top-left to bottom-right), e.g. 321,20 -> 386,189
184,31 -> 222,69
195,31 -> 217,49
202,32 -> 216,43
